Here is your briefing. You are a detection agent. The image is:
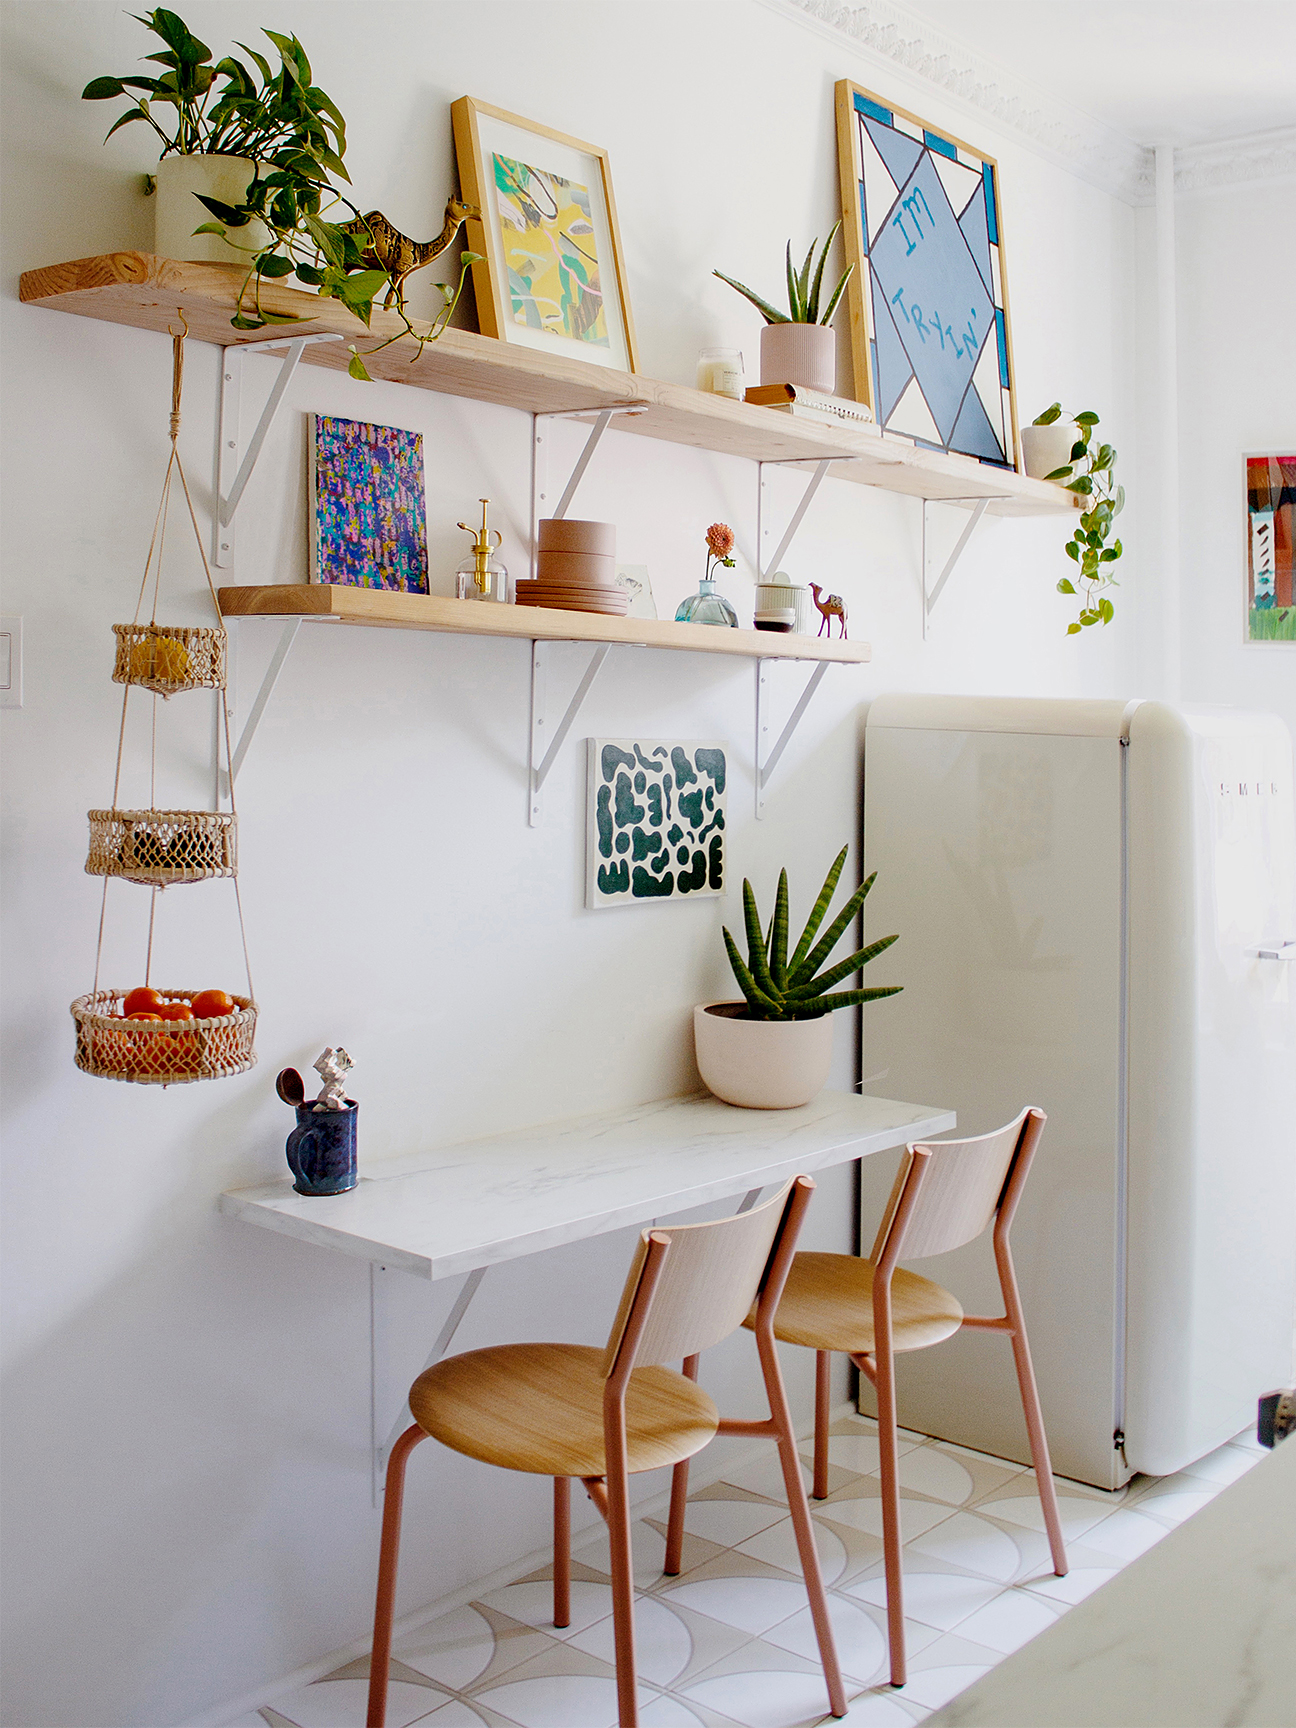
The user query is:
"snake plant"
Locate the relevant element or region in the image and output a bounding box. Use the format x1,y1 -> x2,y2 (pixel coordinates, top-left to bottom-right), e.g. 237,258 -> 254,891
723,847 -> 901,1021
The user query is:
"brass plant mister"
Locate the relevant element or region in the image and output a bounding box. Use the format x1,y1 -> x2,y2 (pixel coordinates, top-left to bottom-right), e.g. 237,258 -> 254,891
458,499 -> 503,597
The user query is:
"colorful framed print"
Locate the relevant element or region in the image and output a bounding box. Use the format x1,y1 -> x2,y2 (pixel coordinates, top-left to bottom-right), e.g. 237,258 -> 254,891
835,80 -> 1020,470
307,415 -> 428,593
1245,453 -> 1295,643
452,97 -> 638,375
587,739 -> 727,909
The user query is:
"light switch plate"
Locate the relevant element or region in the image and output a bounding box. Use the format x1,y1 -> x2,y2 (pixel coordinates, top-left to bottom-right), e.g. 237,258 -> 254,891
0,616 -> 21,708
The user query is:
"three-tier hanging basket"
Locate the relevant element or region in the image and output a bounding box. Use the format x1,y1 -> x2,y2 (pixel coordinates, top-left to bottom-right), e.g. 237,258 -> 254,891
75,323 -> 257,1085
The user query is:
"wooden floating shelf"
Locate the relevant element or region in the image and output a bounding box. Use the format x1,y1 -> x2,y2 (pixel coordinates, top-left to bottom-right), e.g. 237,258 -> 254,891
217,585 -> 872,663
21,253 -> 1076,519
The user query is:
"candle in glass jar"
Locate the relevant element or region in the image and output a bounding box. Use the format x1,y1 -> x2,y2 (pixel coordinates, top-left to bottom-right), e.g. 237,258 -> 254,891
697,347 -> 744,399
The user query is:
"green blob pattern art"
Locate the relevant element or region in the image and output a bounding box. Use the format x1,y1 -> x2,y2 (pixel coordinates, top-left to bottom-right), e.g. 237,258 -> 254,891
587,739 -> 727,909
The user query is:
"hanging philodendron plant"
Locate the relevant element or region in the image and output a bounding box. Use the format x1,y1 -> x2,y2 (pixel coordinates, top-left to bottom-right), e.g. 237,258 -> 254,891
1032,403 -> 1125,634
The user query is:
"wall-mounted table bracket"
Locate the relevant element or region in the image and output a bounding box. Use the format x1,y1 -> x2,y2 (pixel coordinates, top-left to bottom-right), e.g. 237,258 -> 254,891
370,1263 -> 487,1503
755,659 -> 831,819
529,638 -> 611,825
757,458 -> 835,581
213,333 -> 346,569
921,495 -> 1010,635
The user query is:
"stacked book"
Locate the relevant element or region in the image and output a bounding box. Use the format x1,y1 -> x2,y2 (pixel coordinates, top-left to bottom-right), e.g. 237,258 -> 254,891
744,384 -> 878,432
516,518 -> 628,615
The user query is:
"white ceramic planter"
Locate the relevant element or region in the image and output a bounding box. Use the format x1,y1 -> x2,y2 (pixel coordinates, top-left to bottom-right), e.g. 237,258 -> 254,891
759,323 -> 835,393
154,154 -> 271,264
1020,418 -> 1079,481
693,1002 -> 834,1109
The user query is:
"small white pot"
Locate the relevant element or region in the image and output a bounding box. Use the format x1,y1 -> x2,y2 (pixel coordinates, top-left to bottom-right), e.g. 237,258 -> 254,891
693,1002 -> 834,1110
1020,418 -> 1079,480
154,154 -> 272,264
760,322 -> 835,393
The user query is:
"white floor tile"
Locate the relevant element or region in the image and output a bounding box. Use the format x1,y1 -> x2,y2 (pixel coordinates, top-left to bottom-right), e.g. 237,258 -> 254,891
834,1691 -> 916,1726
719,1452 -> 813,1504
268,1678 -> 443,1728
576,1516 -> 674,1588
1179,1441 -> 1264,1485
674,1499 -> 790,1549
478,1580 -> 613,1640
927,1441 -> 1026,1475
843,1570 -> 1003,1634
474,1673 -> 652,1728
735,1515 -> 849,1585
683,1666 -> 841,1728
662,1575 -> 811,1637
814,1431 -> 922,1477
897,1663 -> 992,1712
970,1493 -> 1109,1540
1019,1566 -> 1118,1606
1133,1487 -> 1218,1526
221,1715 -> 274,1728
819,1495 -> 952,1544
906,1513 -> 1025,1583
638,1695 -> 710,1727
419,1704 -> 495,1727
395,1604 -> 498,1690
949,1589 -> 1059,1655
880,1449 -> 975,1507
763,1593 -> 887,1685
1230,1426 -> 1267,1453
1081,1506 -> 1171,1561
569,1596 -> 694,1687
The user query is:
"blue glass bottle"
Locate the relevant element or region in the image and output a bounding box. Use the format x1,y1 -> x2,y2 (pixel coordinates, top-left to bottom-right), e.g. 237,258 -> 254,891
676,577 -> 738,627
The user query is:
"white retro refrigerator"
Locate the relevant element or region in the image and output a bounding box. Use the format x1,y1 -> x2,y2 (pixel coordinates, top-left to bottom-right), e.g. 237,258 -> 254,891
860,696 -> 1296,1488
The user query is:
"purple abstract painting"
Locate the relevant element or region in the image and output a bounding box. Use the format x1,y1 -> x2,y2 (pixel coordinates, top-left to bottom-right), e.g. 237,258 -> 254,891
309,415 -> 428,592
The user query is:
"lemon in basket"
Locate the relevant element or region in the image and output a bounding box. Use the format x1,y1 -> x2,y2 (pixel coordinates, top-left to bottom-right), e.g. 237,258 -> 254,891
129,634 -> 190,684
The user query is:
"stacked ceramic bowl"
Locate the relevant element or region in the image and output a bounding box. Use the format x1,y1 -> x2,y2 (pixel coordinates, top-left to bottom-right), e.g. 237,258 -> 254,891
516,519 -> 628,615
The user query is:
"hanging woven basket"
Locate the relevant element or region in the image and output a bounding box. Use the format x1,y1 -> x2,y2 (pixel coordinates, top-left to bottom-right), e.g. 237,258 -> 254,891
112,622 -> 226,697
71,989 -> 257,1085
85,809 -> 237,886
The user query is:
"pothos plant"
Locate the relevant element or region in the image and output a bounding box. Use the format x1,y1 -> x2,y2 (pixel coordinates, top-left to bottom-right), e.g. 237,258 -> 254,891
83,8 -> 476,378
1033,403 -> 1125,634
723,847 -> 901,1021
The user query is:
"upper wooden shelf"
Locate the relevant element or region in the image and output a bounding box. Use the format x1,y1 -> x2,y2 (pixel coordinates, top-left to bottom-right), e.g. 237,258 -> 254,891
217,584 -> 871,663
21,253 -> 1076,519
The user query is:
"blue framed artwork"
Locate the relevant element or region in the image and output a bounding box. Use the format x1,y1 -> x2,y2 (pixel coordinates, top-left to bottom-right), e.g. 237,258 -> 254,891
835,81 -> 1020,470
308,414 -> 429,592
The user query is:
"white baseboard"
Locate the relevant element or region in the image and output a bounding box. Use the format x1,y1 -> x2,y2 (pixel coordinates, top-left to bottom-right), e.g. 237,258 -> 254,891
187,1400 -> 859,1728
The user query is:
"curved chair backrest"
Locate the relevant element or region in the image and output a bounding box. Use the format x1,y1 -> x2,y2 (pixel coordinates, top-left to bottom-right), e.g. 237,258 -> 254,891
603,1176 -> 812,1377
869,1109 -> 1046,1266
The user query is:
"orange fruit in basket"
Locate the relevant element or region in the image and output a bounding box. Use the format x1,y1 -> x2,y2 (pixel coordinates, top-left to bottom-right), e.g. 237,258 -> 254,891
127,1012 -> 164,1022
123,986 -> 165,1016
158,1002 -> 195,1022
191,989 -> 235,1019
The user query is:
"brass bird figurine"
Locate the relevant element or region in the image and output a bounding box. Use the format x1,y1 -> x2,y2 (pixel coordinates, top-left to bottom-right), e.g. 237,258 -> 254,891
342,194 -> 479,309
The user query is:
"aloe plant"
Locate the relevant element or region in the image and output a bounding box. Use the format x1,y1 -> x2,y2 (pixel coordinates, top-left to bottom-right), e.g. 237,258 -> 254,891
722,847 -> 901,1021
714,222 -> 854,325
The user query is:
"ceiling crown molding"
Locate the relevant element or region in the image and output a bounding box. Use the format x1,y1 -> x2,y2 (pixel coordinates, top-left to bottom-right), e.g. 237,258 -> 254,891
1174,127 -> 1296,195
778,0 -> 1153,202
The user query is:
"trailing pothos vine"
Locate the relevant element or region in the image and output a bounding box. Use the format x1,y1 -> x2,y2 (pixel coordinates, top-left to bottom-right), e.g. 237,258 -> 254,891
1033,403 -> 1125,634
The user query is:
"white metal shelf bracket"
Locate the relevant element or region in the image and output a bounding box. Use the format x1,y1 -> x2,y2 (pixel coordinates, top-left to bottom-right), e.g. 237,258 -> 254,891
757,458 -> 834,579
529,638 -> 611,825
530,405 -> 647,572
755,658 -> 831,819
921,495 -> 1009,634
219,613 -> 342,795
213,332 -> 346,569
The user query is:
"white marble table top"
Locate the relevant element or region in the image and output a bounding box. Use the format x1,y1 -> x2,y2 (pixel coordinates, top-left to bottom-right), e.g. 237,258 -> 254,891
927,1431 -> 1296,1728
220,1090 -> 955,1279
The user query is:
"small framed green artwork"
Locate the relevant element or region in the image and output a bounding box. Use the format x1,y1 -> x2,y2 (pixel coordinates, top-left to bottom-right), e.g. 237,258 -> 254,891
587,740 -> 727,909
1245,453 -> 1295,643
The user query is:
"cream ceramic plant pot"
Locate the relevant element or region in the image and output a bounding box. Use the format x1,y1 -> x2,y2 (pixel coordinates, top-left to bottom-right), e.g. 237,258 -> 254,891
693,1002 -> 834,1109
1020,418 -> 1079,481
759,322 -> 835,393
153,154 -> 272,264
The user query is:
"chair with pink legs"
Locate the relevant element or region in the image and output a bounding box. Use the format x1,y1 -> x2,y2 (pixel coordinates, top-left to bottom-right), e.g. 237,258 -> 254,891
743,1108 -> 1069,1689
366,1174 -> 848,1728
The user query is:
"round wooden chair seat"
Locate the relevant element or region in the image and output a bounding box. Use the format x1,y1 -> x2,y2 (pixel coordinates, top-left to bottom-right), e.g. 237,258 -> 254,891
751,1251 -> 964,1355
410,1343 -> 720,1478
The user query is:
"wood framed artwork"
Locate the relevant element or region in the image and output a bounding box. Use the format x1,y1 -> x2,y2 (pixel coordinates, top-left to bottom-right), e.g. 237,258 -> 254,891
1245,453 -> 1295,643
452,97 -> 638,375
307,414 -> 428,592
835,80 -> 1019,471
587,740 -> 726,909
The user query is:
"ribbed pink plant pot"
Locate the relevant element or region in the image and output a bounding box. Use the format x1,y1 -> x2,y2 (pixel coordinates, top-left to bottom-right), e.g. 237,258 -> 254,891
694,1002 -> 834,1109
759,323 -> 836,393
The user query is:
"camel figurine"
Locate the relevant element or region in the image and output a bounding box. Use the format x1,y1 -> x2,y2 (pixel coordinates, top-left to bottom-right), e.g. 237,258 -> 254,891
341,195 -> 480,309
810,582 -> 848,639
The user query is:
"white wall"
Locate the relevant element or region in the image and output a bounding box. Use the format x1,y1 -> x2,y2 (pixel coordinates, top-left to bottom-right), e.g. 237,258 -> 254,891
1172,177 -> 1296,733
1,3 -> 1140,1723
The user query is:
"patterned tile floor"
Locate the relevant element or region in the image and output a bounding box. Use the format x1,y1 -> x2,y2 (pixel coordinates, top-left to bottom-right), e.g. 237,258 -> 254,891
227,1415 -> 1265,1728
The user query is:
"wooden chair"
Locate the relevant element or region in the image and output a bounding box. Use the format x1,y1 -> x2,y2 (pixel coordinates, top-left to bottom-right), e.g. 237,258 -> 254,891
366,1175 -> 848,1728
750,1109 -> 1069,1688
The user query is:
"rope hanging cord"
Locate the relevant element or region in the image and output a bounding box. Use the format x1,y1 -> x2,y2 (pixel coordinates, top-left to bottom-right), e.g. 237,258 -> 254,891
92,319 -> 255,1020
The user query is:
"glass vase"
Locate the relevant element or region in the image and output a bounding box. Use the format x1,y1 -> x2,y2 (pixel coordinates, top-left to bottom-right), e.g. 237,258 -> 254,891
675,577 -> 738,628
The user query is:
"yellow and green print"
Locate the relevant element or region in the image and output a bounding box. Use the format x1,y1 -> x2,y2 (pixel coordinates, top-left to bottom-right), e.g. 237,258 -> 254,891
493,153 -> 608,345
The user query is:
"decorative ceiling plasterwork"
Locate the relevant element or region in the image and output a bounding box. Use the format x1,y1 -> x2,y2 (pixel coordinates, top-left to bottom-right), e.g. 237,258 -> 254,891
779,0 -> 1293,205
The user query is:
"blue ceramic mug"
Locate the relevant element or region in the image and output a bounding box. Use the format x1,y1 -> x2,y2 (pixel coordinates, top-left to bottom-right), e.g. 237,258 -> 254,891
286,1100 -> 358,1195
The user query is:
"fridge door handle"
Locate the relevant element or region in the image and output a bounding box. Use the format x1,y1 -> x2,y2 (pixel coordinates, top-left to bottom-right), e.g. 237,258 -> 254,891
1255,940 -> 1296,961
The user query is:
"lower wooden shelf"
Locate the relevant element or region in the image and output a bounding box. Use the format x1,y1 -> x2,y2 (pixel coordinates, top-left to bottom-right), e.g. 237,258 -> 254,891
217,584 -> 871,662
